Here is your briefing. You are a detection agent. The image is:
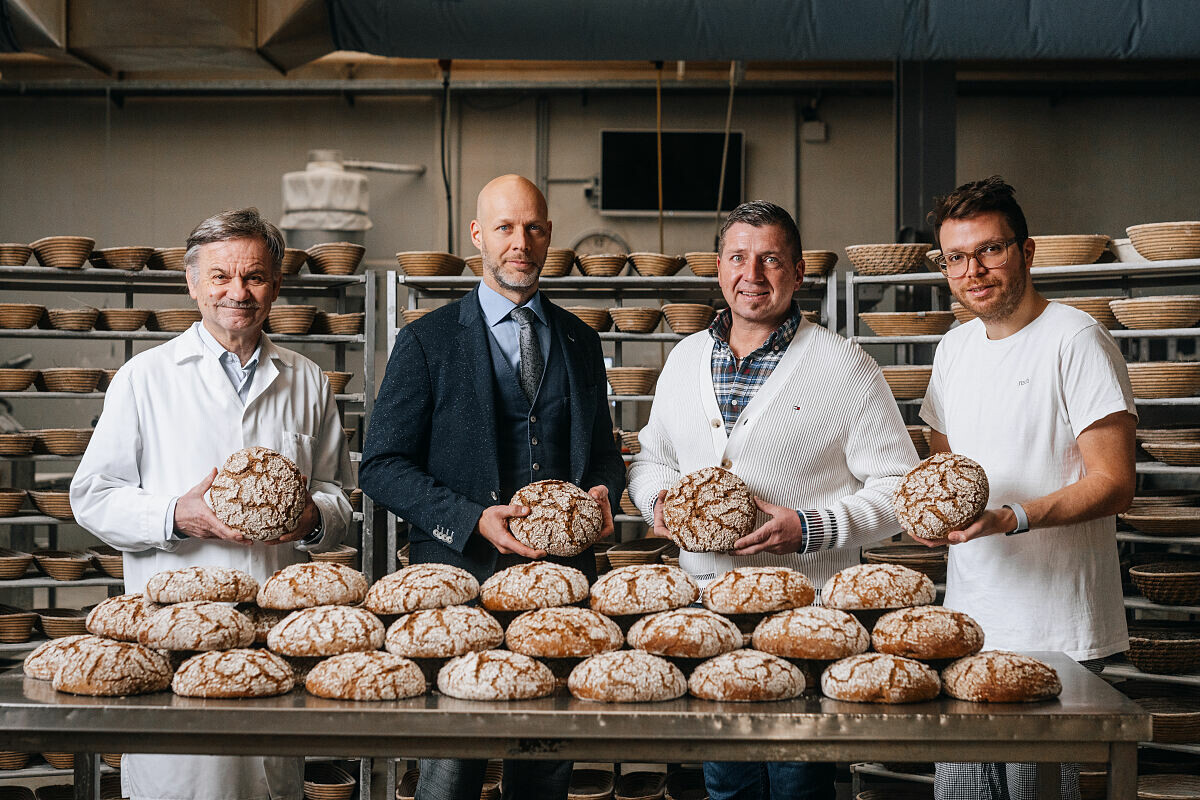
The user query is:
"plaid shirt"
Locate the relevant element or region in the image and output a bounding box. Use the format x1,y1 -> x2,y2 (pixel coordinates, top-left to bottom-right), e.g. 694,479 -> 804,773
709,302 -> 805,433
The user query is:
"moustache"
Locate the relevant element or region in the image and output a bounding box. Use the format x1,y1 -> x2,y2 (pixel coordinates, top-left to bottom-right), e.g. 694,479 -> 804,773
216,300 -> 261,310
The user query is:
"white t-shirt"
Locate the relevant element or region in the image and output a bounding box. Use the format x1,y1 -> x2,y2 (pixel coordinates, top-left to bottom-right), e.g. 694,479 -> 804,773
920,301 -> 1136,660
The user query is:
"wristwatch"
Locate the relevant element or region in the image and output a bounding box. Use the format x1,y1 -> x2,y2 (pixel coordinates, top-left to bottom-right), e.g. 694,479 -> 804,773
1002,503 -> 1030,536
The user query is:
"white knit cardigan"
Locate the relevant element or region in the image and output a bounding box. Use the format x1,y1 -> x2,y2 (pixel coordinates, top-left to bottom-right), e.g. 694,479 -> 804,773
627,320 -> 919,588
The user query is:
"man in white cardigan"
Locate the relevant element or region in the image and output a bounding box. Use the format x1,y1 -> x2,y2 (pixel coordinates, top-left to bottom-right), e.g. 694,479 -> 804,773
628,201 -> 918,800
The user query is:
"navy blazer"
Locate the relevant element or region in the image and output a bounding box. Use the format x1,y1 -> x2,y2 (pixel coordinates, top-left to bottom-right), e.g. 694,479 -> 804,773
361,286 -> 626,578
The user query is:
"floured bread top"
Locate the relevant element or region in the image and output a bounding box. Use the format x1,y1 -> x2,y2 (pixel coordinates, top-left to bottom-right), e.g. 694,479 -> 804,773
23,635 -> 101,681
52,638 -> 173,696
702,567 -> 815,614
752,607 -> 870,660
942,650 -> 1061,703
256,562 -> 369,609
172,648 -> 295,698
662,467 -> 756,552
480,561 -> 589,611
364,563 -> 479,614
86,594 -> 156,643
436,650 -> 555,701
894,453 -> 989,540
871,605 -> 984,661
589,564 -> 699,616
137,601 -> 255,651
384,605 -> 504,658
509,480 -> 604,557
567,650 -> 687,703
267,605 -> 384,657
820,563 -> 935,610
209,447 -> 308,541
627,608 -> 742,658
688,649 -> 805,702
505,607 -> 623,658
820,653 -> 941,703
144,566 -> 259,604
305,652 -> 426,701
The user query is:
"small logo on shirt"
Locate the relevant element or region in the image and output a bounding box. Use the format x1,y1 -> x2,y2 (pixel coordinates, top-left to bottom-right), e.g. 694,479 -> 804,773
1017,378 -> 1030,386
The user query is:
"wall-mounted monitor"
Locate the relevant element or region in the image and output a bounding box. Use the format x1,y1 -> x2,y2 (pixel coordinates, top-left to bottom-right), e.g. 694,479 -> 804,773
600,130 -> 744,217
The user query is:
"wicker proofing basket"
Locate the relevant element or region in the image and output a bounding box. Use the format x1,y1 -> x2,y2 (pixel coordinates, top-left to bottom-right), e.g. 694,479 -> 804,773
1126,222 -> 1200,261
0,303 -> 46,329
1127,625 -> 1200,674
0,751 -> 31,770
30,428 -> 92,456
620,430 -> 642,455
0,434 -> 35,457
1053,297 -> 1121,329
30,236 -> 95,269
629,252 -> 684,277
543,247 -> 576,277
349,488 -> 363,510
0,369 -> 37,392
605,538 -> 670,568
0,607 -> 36,643
569,768 -> 615,800
1130,563 -> 1200,605
89,246 -> 155,271
906,425 -> 931,459
564,306 -> 611,332
96,308 -> 151,331
606,367 -> 658,396
1121,507 -> 1200,536
323,371 -> 352,394
465,255 -> 484,277
1126,362 -> 1200,399
881,366 -> 933,400
35,609 -> 88,638
608,307 -> 662,333
39,368 -> 103,393
0,244 -> 32,266
619,490 -> 639,517
147,247 -> 186,271
281,248 -> 308,275
308,242 -> 366,275
862,544 -> 948,583
395,251 -> 464,277
310,544 -> 358,567
399,308 -> 432,326
845,243 -> 932,275
47,307 -> 99,332
801,250 -> 838,277
1137,773 -> 1200,799
578,254 -> 628,277
149,309 -> 202,332
303,763 -> 356,800
88,544 -> 124,579
32,549 -> 89,581
396,767 -> 419,800
29,492 -> 74,522
950,302 -> 976,324
661,303 -> 716,335
683,252 -> 718,277
858,311 -> 955,337
1109,296 -> 1200,330
1132,696 -> 1200,743
0,489 -> 26,518
266,305 -> 317,334
614,772 -> 666,800
0,548 -> 33,580
326,312 -> 365,335
1029,235 -> 1110,268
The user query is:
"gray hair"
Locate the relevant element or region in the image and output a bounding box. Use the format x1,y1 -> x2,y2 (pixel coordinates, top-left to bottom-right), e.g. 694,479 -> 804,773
717,201 -> 803,262
184,208 -> 285,279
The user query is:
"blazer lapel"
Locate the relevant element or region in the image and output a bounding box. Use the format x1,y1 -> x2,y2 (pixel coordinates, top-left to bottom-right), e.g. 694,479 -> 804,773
549,302 -> 591,483
458,288 -> 500,485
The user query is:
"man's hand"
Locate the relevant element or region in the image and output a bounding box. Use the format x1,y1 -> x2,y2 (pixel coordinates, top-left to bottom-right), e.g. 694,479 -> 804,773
587,485 -> 615,540
272,478 -> 320,545
907,531 -> 950,548
650,490 -> 670,539
945,507 -> 1017,544
173,469 -> 252,544
731,497 -> 804,556
475,504 -> 546,558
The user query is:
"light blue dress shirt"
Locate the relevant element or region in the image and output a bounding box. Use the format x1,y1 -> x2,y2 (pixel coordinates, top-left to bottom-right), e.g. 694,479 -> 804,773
197,323 -> 261,404
476,280 -> 551,373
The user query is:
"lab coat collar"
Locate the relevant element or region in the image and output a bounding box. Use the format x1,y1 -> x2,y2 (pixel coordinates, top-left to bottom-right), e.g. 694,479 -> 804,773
173,322 -> 291,370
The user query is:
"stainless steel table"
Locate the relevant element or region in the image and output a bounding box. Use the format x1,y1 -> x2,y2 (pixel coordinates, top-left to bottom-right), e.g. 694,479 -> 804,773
0,653 -> 1149,799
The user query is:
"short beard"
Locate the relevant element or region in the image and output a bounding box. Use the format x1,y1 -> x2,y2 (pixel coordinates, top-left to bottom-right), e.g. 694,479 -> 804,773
960,269 -> 1027,323
482,250 -> 540,292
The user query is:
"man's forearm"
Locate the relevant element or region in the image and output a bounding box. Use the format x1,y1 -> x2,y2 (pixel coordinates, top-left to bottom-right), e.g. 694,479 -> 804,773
1023,472 -> 1134,531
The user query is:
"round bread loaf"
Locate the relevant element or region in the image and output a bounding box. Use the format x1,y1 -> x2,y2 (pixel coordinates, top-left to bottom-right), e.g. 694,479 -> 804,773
820,653 -> 941,703
505,607 -> 623,658
942,651 -> 1062,703
688,649 -> 805,702
267,605 -> 384,657
480,561 -> 589,611
364,563 -> 479,614
384,606 -> 504,658
627,608 -> 742,659
702,567 -> 815,614
172,648 -> 295,698
144,566 -> 259,604
589,564 -> 699,616
23,634 -> 101,681
86,594 -> 156,642
437,650 -> 555,701
137,601 -> 255,651
208,446 -> 308,541
820,564 -> 935,610
256,562 -> 368,609
52,638 -> 172,696
235,603 -> 291,645
661,467 -> 756,552
305,652 -> 426,701
568,650 -> 687,703
871,605 -> 984,661
509,480 -> 604,557
894,453 -> 989,540
751,607 -> 870,660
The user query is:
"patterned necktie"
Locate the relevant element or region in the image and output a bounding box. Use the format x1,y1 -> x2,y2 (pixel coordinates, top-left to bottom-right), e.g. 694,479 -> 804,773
510,306 -> 544,404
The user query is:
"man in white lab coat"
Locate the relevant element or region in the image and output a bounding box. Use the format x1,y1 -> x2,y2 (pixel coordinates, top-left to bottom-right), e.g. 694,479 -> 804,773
70,207 -> 353,800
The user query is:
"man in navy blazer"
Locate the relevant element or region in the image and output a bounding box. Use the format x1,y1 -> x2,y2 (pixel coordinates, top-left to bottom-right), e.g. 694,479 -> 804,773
361,174 -> 625,800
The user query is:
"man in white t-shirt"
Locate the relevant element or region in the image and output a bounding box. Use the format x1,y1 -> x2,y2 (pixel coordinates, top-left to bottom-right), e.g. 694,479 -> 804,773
919,176 -> 1136,800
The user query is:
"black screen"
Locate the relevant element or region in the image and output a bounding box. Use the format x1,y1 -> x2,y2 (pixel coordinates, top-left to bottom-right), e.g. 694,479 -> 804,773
600,130 -> 743,214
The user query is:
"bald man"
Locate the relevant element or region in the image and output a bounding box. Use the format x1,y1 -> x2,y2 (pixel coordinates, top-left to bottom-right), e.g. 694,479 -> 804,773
362,175 -> 625,800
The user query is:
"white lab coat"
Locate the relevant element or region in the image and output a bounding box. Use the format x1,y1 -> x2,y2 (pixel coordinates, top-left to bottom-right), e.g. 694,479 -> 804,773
70,322 -> 353,800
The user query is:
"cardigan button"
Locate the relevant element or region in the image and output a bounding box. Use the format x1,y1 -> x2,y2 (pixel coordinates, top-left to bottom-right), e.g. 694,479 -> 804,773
721,458 -> 732,468
490,491 -> 498,501
711,419 -> 721,428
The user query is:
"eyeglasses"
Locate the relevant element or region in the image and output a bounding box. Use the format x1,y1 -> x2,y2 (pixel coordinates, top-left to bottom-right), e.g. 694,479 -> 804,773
934,238 -> 1019,278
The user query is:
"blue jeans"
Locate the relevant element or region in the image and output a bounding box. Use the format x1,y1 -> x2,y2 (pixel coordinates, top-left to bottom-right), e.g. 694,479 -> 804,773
703,761 -> 836,800
415,758 -> 572,800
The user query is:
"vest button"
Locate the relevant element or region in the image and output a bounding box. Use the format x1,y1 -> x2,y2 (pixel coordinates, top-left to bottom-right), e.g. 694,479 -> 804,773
531,436 -> 539,446
711,419 -> 721,428
532,463 -> 541,471
721,458 -> 732,468
529,415 -> 537,423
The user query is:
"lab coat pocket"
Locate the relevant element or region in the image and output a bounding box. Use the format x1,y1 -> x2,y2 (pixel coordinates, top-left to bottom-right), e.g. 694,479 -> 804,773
279,431 -> 317,484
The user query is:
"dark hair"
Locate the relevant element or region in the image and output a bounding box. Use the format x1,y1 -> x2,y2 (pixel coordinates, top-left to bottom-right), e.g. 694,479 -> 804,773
717,201 -> 803,262
927,176 -> 1028,246
184,207 -> 285,277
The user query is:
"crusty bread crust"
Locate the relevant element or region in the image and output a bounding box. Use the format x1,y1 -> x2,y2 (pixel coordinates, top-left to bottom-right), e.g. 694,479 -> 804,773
267,605 -> 384,657
52,638 -> 172,696
894,453 -> 989,540
172,648 -> 294,698
305,652 -> 426,700
256,562 -> 369,609
364,564 -> 479,614
662,467 -> 755,552
235,603 -> 291,645
589,564 -> 699,616
820,653 -> 941,703
23,635 -> 101,681
144,566 -> 259,604
208,447 -> 307,541
509,480 -> 604,557
871,605 -> 984,661
688,649 -> 805,702
505,607 -> 623,658
820,563 -> 935,610
568,650 -> 687,703
942,650 -> 1062,703
480,561 -> 589,611
702,567 -> 815,614
436,650 -> 555,700
627,608 -> 742,658
137,601 -> 255,651
86,594 -> 155,642
384,605 -> 503,658
752,607 -> 870,660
